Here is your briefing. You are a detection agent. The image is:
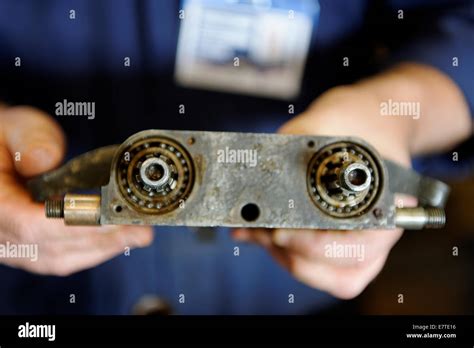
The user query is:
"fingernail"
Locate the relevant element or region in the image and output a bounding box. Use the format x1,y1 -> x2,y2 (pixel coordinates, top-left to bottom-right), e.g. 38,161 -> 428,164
232,229 -> 250,241
134,230 -> 154,247
273,230 -> 293,247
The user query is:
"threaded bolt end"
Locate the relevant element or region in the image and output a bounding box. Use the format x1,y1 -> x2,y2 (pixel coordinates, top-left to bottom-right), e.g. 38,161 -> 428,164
45,199 -> 64,218
425,208 -> 446,229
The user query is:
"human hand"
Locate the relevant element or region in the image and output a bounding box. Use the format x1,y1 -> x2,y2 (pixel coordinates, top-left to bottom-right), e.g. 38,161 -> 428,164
233,84 -> 415,299
0,105 -> 154,276
235,60 -> 472,298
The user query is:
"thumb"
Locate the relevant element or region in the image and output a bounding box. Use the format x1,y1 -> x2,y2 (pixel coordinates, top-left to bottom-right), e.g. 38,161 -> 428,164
277,111 -> 316,136
1,106 -> 66,176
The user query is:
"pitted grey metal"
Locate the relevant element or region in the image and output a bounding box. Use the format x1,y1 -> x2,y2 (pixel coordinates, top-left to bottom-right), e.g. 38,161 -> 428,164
28,130 -> 449,230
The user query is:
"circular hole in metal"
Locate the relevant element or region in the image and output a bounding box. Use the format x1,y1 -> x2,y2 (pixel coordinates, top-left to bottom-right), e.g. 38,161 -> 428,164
114,205 -> 123,213
140,158 -> 171,188
241,203 -> 260,222
348,168 -> 368,187
342,163 -> 371,192
145,163 -> 164,181
308,140 -> 315,148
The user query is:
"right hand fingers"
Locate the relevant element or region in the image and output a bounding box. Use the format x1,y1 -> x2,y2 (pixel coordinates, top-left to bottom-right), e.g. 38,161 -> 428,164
53,226 -> 154,276
0,106 -> 154,276
0,105 -> 65,176
0,201 -> 154,276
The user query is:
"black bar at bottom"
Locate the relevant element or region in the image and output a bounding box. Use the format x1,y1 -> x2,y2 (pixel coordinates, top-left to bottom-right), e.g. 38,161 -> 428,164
0,315 -> 472,346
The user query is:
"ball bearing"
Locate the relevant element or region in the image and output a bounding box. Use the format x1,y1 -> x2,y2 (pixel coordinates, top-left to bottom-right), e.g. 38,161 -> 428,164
115,136 -> 195,214
307,142 -> 381,218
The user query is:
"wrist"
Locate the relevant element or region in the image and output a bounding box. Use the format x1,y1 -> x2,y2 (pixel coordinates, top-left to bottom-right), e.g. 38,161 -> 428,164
357,63 -> 471,155
354,71 -> 422,156
307,85 -> 413,166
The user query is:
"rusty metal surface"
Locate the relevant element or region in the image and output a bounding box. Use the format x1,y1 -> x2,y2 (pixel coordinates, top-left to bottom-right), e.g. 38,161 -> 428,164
28,130 -> 450,230
101,130 -> 395,229
27,145 -> 118,201
385,159 -> 450,208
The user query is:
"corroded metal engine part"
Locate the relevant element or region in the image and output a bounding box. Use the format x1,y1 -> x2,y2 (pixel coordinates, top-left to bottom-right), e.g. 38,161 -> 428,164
28,130 -> 450,230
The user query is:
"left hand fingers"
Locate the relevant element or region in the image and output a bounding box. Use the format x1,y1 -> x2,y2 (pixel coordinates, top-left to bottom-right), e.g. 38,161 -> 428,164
233,229 -> 389,299
233,227 -> 402,267
271,228 -> 402,267
275,246 -> 389,299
